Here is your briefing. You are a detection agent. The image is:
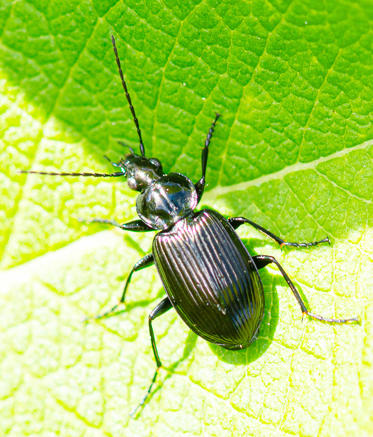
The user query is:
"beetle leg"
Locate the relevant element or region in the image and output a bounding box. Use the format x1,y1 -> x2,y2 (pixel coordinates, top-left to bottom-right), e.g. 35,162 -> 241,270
78,217 -> 154,232
84,253 -> 154,322
253,255 -> 360,324
229,217 -> 330,248
195,113 -> 221,202
131,297 -> 173,417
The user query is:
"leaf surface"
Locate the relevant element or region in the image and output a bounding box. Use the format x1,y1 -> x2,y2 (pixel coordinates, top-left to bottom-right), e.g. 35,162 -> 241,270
0,1 -> 372,435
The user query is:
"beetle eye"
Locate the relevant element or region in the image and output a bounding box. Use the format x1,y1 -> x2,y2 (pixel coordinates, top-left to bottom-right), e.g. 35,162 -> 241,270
150,158 -> 161,168
149,158 -> 163,175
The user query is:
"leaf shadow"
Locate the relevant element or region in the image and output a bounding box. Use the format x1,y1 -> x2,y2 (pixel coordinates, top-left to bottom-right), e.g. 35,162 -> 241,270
132,330 -> 198,419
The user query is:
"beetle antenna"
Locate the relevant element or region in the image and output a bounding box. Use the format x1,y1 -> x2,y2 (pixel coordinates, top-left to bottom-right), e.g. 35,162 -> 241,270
111,35 -> 145,157
19,170 -> 124,178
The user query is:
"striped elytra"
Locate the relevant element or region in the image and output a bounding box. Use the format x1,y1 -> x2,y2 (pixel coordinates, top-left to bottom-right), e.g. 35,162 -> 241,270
153,209 -> 265,349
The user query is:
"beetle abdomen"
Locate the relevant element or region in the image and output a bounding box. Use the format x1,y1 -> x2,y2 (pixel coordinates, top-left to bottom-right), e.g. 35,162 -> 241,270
153,209 -> 264,349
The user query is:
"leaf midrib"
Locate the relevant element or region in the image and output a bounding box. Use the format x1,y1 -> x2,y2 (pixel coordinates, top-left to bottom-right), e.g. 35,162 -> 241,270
205,139 -> 373,202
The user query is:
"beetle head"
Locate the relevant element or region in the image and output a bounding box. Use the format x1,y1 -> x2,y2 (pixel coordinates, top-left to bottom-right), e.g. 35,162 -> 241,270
115,153 -> 163,192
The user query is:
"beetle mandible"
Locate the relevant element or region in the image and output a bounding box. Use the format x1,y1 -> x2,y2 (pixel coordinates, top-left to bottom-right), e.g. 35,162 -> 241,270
22,35 -> 359,415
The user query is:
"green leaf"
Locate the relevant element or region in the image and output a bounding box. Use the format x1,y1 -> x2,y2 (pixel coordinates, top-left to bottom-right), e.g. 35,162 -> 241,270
0,0 -> 372,435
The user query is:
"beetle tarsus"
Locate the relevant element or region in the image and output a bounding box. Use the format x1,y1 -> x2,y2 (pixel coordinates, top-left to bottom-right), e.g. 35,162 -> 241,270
131,297 -> 172,417
280,237 -> 330,248
229,217 -> 330,249
305,311 -> 360,324
82,302 -> 123,323
83,254 -> 155,323
130,367 -> 161,418
254,255 -> 359,325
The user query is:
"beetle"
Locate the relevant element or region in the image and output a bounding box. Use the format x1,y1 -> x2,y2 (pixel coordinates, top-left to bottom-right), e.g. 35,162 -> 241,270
22,35 -> 359,415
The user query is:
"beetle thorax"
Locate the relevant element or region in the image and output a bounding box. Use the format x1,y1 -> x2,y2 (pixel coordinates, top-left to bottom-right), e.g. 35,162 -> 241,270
136,173 -> 198,230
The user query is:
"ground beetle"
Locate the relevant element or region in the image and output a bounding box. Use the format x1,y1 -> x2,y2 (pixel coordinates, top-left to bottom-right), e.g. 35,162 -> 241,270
22,35 -> 360,415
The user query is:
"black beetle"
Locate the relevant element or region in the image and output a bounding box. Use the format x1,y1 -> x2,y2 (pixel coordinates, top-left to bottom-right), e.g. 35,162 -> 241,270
22,35 -> 359,415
